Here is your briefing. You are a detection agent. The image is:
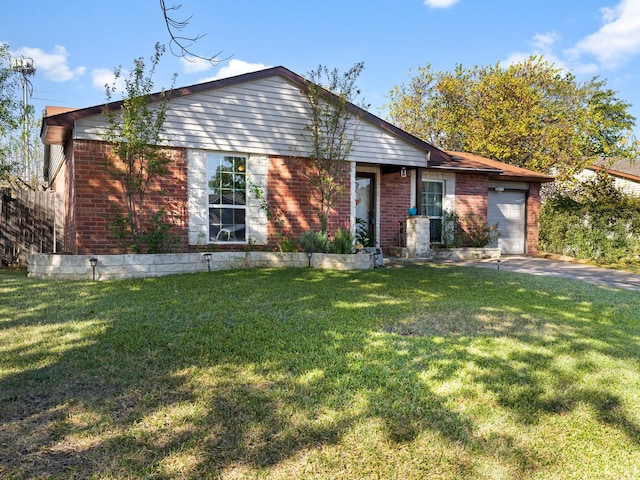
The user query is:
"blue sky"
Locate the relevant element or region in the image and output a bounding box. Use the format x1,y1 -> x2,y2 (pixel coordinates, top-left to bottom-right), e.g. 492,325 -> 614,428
4,0 -> 640,139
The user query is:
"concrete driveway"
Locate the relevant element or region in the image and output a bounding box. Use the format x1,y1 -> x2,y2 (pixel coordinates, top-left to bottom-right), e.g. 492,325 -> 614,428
460,256 -> 640,292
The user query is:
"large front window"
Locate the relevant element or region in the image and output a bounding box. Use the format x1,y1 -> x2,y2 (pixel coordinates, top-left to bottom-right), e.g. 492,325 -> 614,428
207,154 -> 247,242
422,181 -> 443,243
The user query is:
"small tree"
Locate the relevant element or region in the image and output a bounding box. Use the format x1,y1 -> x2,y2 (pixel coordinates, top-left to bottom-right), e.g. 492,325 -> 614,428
103,43 -> 177,253
302,63 -> 367,233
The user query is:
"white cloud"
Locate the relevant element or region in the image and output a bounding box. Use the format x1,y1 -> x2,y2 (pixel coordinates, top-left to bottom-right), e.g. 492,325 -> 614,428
91,67 -> 126,94
423,0 -> 460,8
11,45 -> 85,82
199,59 -> 270,83
567,0 -> 640,69
180,56 -> 213,74
502,31 -> 569,70
502,31 -> 599,75
532,32 -> 559,50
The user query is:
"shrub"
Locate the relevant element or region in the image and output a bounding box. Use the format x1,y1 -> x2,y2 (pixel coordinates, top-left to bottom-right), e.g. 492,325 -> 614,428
331,227 -> 355,254
276,236 -> 298,253
462,214 -> 501,248
299,230 -> 329,253
441,211 -> 500,248
539,173 -> 640,264
355,217 -> 373,247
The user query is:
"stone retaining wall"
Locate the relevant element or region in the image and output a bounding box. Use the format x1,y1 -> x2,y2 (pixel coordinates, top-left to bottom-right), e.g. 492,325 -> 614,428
27,252 -> 375,281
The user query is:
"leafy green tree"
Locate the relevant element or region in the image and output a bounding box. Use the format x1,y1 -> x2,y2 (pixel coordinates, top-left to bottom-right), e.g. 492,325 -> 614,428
103,43 -> 177,253
302,62 -> 367,232
0,44 -> 21,181
387,56 -> 638,180
0,44 -> 42,189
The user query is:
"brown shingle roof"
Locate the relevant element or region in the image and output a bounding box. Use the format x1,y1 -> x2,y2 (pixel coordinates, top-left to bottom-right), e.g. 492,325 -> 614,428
433,151 -> 554,182
590,158 -> 640,183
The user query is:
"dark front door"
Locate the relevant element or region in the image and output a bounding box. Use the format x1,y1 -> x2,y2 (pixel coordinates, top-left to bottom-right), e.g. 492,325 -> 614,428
356,173 -> 376,247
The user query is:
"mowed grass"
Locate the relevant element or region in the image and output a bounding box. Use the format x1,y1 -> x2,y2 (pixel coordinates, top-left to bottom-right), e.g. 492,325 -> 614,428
0,264 -> 639,479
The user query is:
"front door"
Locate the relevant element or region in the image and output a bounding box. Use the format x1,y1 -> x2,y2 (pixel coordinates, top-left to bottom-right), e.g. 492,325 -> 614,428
356,173 -> 376,247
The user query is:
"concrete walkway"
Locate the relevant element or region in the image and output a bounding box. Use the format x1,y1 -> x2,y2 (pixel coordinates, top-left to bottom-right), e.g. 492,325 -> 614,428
459,256 -> 640,292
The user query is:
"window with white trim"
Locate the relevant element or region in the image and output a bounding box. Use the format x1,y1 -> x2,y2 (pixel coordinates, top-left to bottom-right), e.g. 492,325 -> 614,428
422,180 -> 444,243
207,153 -> 247,242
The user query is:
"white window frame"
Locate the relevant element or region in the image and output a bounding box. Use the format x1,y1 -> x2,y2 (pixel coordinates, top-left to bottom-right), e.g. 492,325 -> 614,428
206,153 -> 248,243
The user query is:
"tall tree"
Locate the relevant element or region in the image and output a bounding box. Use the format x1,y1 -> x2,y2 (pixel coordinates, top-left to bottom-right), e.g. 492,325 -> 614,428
386,56 -> 638,180
302,62 -> 367,232
0,44 -> 21,182
0,44 -> 42,189
103,43 -> 177,253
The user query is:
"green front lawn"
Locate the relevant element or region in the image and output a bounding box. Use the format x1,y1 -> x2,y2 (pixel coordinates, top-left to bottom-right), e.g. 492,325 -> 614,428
1,265 -> 639,479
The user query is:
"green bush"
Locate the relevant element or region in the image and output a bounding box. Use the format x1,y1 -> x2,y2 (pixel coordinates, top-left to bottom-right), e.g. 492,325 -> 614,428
441,211 -> 500,248
539,174 -> 640,264
299,230 -> 329,253
462,214 -> 501,248
331,227 -> 355,254
355,218 -> 373,247
108,207 -> 179,253
276,236 -> 298,253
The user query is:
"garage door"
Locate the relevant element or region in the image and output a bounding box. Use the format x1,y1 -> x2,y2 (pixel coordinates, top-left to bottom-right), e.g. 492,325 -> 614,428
487,190 -> 526,254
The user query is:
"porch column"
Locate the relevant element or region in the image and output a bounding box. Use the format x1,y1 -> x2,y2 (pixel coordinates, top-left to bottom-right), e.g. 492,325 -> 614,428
406,216 -> 430,258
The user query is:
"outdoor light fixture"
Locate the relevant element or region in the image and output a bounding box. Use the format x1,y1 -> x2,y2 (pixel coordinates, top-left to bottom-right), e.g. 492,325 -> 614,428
89,257 -> 98,281
203,252 -> 212,272
496,259 -> 501,270
400,166 -> 407,178
307,251 -> 313,268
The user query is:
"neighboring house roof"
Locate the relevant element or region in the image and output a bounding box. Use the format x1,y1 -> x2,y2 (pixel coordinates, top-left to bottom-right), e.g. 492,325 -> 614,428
588,157 -> 640,183
40,66 -> 553,183
441,151 -> 555,183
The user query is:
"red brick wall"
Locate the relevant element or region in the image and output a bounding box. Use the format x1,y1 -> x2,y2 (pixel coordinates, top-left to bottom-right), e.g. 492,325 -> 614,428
454,173 -> 489,245
454,173 -> 488,219
266,157 -> 351,247
526,183 -> 541,255
70,140 -> 188,254
379,172 -> 412,250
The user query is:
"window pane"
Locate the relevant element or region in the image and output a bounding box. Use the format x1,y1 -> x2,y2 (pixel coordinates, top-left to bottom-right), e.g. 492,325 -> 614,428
209,207 -> 246,242
207,153 -> 247,241
422,181 -> 443,217
430,218 -> 442,243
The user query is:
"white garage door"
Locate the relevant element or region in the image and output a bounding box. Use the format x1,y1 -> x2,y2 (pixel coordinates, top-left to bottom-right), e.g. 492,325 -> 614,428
487,190 -> 526,254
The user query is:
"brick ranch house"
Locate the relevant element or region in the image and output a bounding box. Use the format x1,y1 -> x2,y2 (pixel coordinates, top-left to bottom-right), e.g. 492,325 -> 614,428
41,66 -> 553,257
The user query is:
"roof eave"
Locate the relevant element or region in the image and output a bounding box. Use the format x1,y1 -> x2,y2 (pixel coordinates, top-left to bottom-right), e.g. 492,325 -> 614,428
588,165 -> 640,183
429,166 -> 504,174
492,174 -> 555,183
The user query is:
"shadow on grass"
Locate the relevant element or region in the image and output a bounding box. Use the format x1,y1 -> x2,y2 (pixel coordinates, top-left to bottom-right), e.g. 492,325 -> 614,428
0,265 -> 639,478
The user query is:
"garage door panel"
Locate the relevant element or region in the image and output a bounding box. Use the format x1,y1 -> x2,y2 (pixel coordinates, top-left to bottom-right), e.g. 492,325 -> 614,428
488,191 -> 526,255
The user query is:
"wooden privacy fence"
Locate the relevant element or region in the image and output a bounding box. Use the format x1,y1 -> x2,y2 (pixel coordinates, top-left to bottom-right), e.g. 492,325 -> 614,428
0,188 -> 62,266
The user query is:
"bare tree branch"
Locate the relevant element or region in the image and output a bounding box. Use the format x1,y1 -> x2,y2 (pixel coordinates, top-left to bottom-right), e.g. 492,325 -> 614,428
160,0 -> 229,65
